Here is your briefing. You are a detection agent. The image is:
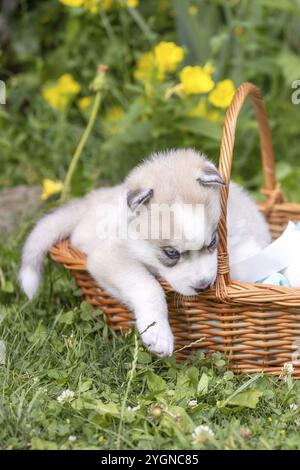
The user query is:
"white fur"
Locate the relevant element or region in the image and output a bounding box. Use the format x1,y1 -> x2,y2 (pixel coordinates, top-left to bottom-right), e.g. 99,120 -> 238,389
20,149 -> 271,357
19,200 -> 86,298
18,266 -> 40,300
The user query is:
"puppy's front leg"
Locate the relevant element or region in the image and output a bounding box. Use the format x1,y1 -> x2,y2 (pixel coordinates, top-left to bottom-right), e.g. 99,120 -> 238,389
124,271 -> 174,357
87,251 -> 174,357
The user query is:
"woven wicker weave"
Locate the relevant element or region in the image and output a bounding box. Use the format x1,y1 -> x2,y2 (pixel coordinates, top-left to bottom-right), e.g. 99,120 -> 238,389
49,82 -> 300,376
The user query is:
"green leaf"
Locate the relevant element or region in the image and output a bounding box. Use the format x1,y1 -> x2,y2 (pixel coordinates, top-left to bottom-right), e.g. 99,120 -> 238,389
215,359 -> 226,368
258,0 -> 298,12
197,372 -> 209,395
31,437 -> 58,450
78,379 -> 93,393
226,389 -> 263,409
1,281 -> 14,293
218,373 -> 263,408
276,161 -> 293,181
146,371 -> 168,394
72,396 -> 120,416
175,367 -> 199,400
223,371 -> 234,381
177,117 -> 222,141
275,51 -> 300,84
80,301 -> 94,321
28,324 -> 47,343
173,0 -> 221,64
137,350 -> 152,364
122,121 -> 153,145
46,369 -> 67,379
58,310 -> 77,325
95,400 -> 120,416
161,405 -> 194,434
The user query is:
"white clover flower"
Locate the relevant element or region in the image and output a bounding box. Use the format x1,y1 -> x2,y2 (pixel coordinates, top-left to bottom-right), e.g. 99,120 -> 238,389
280,362 -> 294,381
127,405 -> 140,412
192,425 -> 214,444
283,362 -> 294,375
63,334 -> 75,348
188,399 -> 198,408
295,418 -> 300,427
57,389 -> 75,403
68,435 -> 77,442
289,403 -> 298,412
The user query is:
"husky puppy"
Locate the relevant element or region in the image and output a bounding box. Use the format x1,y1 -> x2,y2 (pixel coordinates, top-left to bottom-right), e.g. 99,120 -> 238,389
19,149 -> 271,357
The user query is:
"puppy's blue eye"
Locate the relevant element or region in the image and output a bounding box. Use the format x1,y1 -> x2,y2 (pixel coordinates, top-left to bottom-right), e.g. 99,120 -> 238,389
163,246 -> 180,259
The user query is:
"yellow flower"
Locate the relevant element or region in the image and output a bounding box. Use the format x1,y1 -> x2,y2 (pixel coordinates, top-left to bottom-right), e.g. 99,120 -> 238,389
189,99 -> 220,122
104,106 -> 125,135
59,0 -> 112,13
42,74 -> 81,111
84,0 -> 99,12
208,79 -> 235,109
102,0 -> 113,9
41,179 -> 64,200
105,105 -> 124,121
127,0 -> 138,7
42,86 -> 66,111
153,41 -> 184,77
134,42 -> 184,82
58,74 -> 81,95
84,0 -> 112,13
179,66 -> 215,95
77,96 -> 92,111
188,5 -> 199,16
134,51 -> 157,81
59,0 -> 84,7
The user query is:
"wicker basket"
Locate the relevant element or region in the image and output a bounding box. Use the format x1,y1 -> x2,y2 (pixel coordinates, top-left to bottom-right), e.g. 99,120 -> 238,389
49,82 -> 300,376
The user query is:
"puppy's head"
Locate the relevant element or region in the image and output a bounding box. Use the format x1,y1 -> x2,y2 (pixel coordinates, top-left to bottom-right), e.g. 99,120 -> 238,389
125,149 -> 224,296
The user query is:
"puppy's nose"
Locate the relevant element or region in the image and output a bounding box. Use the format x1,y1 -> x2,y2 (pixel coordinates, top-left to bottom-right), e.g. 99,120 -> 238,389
193,281 -> 210,293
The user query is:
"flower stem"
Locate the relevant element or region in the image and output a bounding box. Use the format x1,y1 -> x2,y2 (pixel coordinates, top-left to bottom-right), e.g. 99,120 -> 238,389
116,333 -> 139,450
127,7 -> 157,42
60,91 -> 102,203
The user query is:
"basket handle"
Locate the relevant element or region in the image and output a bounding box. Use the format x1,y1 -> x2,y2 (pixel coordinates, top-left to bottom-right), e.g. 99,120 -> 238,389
215,82 -> 279,300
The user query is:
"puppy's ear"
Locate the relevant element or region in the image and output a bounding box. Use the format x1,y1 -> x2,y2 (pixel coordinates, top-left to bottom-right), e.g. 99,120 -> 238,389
127,188 -> 153,211
197,163 -> 225,186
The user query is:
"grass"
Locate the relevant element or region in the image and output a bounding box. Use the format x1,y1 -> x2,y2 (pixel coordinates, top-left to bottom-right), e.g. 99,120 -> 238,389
1,231 -> 300,450
1,0 -> 300,450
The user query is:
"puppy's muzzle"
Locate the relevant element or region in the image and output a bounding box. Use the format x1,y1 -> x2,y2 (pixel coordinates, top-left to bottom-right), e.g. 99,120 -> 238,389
192,280 -> 211,294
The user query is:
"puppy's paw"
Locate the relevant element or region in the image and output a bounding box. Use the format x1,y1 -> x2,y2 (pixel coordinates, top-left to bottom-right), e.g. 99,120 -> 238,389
140,322 -> 174,357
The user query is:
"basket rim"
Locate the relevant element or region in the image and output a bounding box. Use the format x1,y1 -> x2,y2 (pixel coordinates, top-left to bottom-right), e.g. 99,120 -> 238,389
49,240 -> 300,306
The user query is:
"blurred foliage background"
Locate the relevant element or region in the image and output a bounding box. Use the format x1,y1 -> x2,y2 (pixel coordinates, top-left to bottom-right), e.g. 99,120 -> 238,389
0,0 -> 300,201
